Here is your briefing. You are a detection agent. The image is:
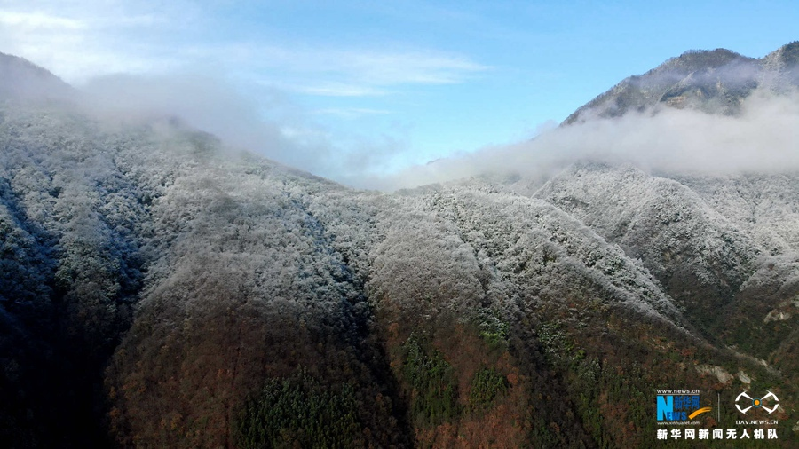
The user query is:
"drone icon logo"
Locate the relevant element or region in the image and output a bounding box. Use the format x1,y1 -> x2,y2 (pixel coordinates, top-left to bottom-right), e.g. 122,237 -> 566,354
735,391 -> 779,414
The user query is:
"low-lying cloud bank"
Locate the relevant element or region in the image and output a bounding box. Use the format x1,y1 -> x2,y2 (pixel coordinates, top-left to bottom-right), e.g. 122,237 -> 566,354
363,88 -> 799,191
76,73 -> 405,181
73,72 -> 798,193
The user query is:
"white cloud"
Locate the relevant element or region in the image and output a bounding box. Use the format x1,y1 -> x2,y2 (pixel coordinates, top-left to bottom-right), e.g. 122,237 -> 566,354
0,0 -> 484,181
223,44 -> 486,96
368,88 -> 799,191
0,2 -> 486,94
286,83 -> 389,98
334,49 -> 486,85
0,1 -> 189,82
0,11 -> 86,30
313,107 -> 392,118
77,72 -> 409,181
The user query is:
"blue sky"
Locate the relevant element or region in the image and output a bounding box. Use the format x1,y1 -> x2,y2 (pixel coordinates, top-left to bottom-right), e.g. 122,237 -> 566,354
1,0 -> 798,181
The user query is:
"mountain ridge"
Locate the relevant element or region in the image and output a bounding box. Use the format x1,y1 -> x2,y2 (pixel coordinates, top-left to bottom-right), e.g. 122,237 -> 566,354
0,46 -> 797,447
565,42 -> 799,124
0,51 -> 73,101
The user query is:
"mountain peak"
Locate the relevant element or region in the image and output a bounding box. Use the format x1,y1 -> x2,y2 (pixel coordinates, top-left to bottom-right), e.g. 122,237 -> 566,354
644,48 -> 752,77
765,41 -> 799,65
0,51 -> 72,101
565,43 -> 795,125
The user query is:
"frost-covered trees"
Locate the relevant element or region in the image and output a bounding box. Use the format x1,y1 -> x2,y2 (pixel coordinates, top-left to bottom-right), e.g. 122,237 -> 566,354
2,94 -> 797,447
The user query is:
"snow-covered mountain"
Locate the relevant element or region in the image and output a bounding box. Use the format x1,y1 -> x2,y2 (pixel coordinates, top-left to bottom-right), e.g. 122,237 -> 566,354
1,46 -> 797,448
565,42 -> 799,124
0,52 -> 72,101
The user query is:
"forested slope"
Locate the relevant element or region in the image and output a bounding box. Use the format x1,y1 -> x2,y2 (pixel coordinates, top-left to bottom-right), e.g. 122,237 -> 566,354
1,50 -> 797,447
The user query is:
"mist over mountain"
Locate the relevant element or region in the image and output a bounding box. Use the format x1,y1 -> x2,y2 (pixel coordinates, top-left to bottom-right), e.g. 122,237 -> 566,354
0,52 -> 73,101
372,43 -> 799,191
565,42 -> 799,124
1,44 -> 797,447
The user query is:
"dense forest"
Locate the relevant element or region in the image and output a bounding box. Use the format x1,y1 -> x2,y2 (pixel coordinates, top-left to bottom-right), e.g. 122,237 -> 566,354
1,45 -> 798,447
